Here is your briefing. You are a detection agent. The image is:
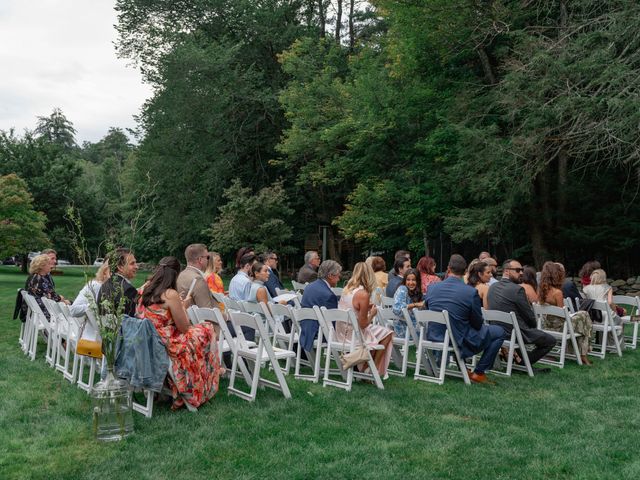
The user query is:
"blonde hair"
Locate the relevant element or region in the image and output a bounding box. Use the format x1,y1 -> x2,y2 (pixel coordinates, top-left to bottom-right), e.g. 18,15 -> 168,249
344,262 -> 377,296
29,254 -> 51,275
95,261 -> 111,283
590,269 -> 607,285
205,252 -> 221,275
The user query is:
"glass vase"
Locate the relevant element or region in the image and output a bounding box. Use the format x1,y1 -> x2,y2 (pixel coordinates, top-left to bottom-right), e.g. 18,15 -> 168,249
91,368 -> 134,441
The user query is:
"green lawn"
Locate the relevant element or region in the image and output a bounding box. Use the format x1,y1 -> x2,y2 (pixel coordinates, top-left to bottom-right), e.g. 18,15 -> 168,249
1,266 -> 639,479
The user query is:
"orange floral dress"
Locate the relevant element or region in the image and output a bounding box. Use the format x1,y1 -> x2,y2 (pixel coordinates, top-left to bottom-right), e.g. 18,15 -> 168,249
206,272 -> 224,294
136,301 -> 221,410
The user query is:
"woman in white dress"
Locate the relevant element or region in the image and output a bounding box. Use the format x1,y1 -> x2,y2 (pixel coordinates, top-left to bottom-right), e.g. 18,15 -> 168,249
338,262 -> 394,377
69,260 -> 111,317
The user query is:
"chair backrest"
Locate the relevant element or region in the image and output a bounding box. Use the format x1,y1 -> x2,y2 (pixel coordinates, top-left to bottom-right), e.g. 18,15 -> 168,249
275,288 -> 291,296
401,308 -> 420,345
192,306 -> 234,351
532,303 -> 567,319
292,307 -> 320,323
241,301 -> 264,315
83,308 -> 103,341
612,295 -> 640,315
481,308 -> 515,327
211,292 -> 226,304
380,296 -> 394,309
376,307 -> 400,328
291,280 -> 308,291
592,300 -> 614,322
186,305 -> 200,324
268,303 -> 294,336
563,297 -> 576,314
222,297 -> 244,312
270,302 -> 294,319
23,293 -> 52,329
331,287 -> 343,297
318,307 -> 357,348
414,309 -> 448,327
228,311 -> 268,348
58,302 -> 82,339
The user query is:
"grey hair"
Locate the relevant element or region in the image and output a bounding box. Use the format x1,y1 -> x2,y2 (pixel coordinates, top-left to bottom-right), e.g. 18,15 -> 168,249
304,251 -> 318,264
318,260 -> 342,280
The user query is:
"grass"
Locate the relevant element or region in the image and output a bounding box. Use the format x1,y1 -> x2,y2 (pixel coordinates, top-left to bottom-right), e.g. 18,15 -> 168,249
1,265 -> 639,479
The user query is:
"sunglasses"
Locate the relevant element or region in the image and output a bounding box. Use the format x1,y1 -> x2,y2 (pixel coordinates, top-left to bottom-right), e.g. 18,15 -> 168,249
199,255 -> 210,260
507,267 -> 524,273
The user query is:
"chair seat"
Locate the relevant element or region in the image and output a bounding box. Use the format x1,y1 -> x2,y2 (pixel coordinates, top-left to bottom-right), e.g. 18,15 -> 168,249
543,330 -> 583,340
238,346 -> 296,361
591,324 -> 622,332
424,340 -> 454,351
327,341 -> 384,351
393,336 -> 414,346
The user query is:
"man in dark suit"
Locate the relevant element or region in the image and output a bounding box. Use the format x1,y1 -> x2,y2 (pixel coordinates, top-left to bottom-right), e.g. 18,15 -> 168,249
263,251 -> 284,298
299,260 -> 341,353
297,251 -> 320,284
98,248 -> 139,317
386,256 -> 411,297
426,254 -> 503,384
487,259 -> 555,366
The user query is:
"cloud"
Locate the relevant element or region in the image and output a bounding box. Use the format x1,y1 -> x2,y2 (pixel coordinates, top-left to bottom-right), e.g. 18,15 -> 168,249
0,0 -> 151,143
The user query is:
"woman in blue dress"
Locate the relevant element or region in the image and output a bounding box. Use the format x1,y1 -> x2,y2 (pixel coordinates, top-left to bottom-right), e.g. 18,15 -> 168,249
392,268 -> 425,337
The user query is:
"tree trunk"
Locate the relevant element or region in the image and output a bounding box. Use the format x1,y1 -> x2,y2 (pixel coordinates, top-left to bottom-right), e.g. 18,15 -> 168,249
335,0 -> 342,44
557,146 -> 568,227
348,0 -> 355,50
318,0 -> 326,38
477,47 -> 497,85
423,229 -> 430,257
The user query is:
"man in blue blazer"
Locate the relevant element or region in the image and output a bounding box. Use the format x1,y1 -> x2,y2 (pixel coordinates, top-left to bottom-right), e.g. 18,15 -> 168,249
299,260 -> 341,352
263,251 -> 284,298
426,254 -> 503,383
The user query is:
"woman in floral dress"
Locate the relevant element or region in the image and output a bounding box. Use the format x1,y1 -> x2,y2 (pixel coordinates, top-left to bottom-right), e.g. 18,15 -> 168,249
137,256 -> 221,410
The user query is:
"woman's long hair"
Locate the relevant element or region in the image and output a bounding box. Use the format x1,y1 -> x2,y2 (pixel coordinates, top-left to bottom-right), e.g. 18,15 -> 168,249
538,261 -> 564,303
401,268 -> 423,303
416,256 -> 437,276
521,266 -> 538,291
141,256 -> 181,307
467,261 -> 488,288
205,252 -> 221,276
344,262 -> 377,295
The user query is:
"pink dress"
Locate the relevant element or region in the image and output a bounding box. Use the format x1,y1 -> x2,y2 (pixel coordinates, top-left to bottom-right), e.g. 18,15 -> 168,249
338,287 -> 394,376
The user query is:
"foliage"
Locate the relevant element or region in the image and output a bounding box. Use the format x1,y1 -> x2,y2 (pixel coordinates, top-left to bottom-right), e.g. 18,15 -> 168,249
207,179 -> 294,255
0,174 -> 49,258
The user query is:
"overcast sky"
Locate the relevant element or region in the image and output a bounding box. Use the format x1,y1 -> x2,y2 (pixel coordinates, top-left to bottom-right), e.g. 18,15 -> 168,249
0,1 -> 151,144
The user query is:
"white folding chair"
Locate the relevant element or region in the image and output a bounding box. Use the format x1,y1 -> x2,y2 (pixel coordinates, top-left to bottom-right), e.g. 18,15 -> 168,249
22,293 -> 57,365
264,303 -> 297,374
19,290 -> 35,355
211,292 -> 226,304
375,307 -> 417,377
612,295 -> 640,349
222,297 -> 245,312
380,296 -> 394,309
590,300 -> 623,359
291,280 -> 308,292
57,303 -> 83,383
330,287 -> 343,298
227,311 -> 295,401
76,309 -> 103,393
319,307 -> 384,391
413,309 -> 471,385
482,309 -> 533,377
532,303 -> 583,367
563,297 -> 576,314
290,307 -> 325,383
42,297 -> 71,375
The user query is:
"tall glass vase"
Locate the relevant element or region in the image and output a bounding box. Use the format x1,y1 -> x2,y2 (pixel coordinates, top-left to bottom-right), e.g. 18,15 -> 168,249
92,367 -> 134,441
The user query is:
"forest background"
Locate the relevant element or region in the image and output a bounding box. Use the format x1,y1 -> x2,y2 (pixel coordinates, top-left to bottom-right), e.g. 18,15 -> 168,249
2,0 -> 640,277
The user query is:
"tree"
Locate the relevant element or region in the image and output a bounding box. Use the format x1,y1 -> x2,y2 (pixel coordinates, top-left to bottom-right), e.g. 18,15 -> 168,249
0,174 -> 49,268
34,108 -> 77,150
207,179 -> 294,255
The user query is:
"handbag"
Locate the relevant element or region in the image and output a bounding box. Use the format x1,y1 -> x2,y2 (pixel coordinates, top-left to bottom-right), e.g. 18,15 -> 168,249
76,317 -> 103,358
339,323 -> 370,369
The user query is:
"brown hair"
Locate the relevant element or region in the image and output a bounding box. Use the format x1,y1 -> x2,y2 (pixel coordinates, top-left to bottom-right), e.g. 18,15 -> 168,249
370,256 -> 386,273
579,260 -> 601,279
538,261 -> 564,302
416,256 -> 437,275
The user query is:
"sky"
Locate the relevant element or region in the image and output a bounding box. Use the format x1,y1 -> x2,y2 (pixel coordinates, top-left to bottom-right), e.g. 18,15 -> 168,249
0,1 -> 152,144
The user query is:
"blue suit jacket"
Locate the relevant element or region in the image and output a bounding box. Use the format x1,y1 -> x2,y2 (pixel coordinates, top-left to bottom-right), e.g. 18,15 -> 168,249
425,276 -> 488,358
264,267 -> 284,298
299,279 -> 338,351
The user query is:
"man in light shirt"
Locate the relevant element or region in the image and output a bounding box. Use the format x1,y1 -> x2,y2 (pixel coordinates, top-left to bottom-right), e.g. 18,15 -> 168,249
229,253 -> 256,301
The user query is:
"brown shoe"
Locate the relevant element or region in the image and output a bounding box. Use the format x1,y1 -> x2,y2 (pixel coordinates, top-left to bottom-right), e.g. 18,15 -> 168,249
469,372 -> 495,385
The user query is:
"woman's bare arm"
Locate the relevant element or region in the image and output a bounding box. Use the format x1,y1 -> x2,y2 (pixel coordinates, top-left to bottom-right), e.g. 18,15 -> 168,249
164,289 -> 191,334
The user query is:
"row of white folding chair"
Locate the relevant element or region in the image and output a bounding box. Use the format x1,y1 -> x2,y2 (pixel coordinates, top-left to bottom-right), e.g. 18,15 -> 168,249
589,300 -> 623,359
612,295 -> 640,349
532,303 -> 583,367
20,291 -> 57,364
42,298 -> 83,382
291,280 -> 308,291
563,297 -> 582,314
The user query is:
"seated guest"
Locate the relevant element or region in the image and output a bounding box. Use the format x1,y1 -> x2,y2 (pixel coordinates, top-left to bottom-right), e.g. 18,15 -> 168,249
204,251 -> 225,296
521,266 -> 539,304
229,253 -> 256,301
263,251 -> 284,298
42,248 -> 58,288
137,257 -> 221,410
297,251 -> 321,284
583,268 -> 623,326
300,260 -> 341,353
338,262 -> 394,378
387,249 -> 411,287
416,256 -> 441,294
177,244 -> 215,309
392,268 -> 424,338
478,251 -> 491,261
557,263 -> 581,310
483,257 -> 499,286
97,248 -> 139,317
234,246 -> 254,270
69,259 -> 111,317
249,262 -> 289,305
385,256 -> 411,298
26,253 -> 70,318
538,261 -> 593,365
579,260 -> 601,287
370,256 -> 388,290
487,259 -> 556,366
467,260 -> 491,309
426,255 -> 503,384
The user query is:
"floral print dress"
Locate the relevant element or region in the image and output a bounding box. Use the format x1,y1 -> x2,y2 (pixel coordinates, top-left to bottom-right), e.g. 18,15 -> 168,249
136,301 -> 221,410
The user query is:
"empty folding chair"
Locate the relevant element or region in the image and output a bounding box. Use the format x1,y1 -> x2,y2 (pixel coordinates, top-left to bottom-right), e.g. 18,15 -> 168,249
482,309 -> 533,377
319,307 -> 384,391
227,311 -> 296,401
532,303 -> 583,367
413,309 -> 471,385
264,303 -> 297,374
375,307 -> 417,377
290,307 -> 325,383
57,303 -> 83,383
590,300 -> 623,359
612,295 -> 640,349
